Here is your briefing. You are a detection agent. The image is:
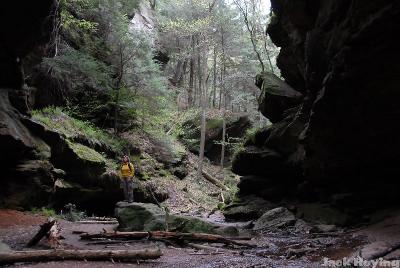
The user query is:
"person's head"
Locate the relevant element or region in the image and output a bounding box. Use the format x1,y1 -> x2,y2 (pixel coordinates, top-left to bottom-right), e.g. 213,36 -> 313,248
122,155 -> 129,164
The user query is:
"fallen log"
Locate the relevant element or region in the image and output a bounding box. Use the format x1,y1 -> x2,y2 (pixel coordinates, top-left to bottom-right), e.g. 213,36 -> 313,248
81,231 -> 150,240
187,243 -> 226,252
0,248 -> 162,264
201,170 -> 229,191
86,217 -> 117,221
81,231 -> 253,247
75,221 -> 118,224
188,159 -> 229,191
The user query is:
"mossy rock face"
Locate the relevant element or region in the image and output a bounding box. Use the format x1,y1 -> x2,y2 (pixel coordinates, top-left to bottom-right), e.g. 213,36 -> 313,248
54,140 -> 106,185
169,216 -> 216,233
115,202 -> 220,233
116,202 -> 166,231
66,140 -> 106,164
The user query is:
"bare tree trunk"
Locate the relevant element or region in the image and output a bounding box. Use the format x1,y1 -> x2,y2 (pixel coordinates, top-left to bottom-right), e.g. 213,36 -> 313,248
263,34 -> 275,73
188,36 -> 195,107
220,29 -> 227,168
220,97 -> 226,168
178,59 -> 188,86
113,47 -> 124,134
197,35 -> 207,179
212,45 -> 217,108
149,0 -> 157,10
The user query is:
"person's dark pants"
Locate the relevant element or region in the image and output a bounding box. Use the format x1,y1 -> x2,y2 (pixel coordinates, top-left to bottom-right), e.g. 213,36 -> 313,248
121,177 -> 134,202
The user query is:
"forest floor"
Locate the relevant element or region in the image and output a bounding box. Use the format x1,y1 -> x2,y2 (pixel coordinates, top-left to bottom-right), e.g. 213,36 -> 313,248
2,208 -> 399,267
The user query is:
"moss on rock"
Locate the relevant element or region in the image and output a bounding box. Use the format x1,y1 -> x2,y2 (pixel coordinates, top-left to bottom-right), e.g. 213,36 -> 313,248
66,140 -> 106,164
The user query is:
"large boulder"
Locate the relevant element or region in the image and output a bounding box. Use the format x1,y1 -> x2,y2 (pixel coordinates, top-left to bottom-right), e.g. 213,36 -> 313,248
223,195 -> 273,221
26,119 -> 107,186
115,202 -> 232,234
253,207 -> 296,230
257,72 -> 303,123
232,146 -> 284,177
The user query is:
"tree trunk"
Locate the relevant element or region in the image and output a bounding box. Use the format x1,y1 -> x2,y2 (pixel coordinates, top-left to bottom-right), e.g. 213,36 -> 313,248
220,29 -> 227,168
202,169 -> 228,191
197,35 -> 206,179
188,35 -> 195,107
113,87 -> 120,134
171,59 -> 183,86
0,249 -> 162,265
178,59 -> 187,86
212,45 -> 217,108
220,98 -> 226,168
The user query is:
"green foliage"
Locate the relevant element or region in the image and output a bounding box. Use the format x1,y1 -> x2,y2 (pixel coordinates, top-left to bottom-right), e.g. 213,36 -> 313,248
62,203 -> 87,222
31,207 -> 57,217
32,107 -> 128,153
67,140 -> 106,163
42,48 -> 112,92
244,125 -> 262,144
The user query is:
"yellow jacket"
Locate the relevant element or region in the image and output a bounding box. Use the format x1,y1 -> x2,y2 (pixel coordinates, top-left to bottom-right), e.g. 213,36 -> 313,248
120,163 -> 134,178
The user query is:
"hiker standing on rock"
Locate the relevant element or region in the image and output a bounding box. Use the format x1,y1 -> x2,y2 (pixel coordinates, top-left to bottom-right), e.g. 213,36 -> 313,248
120,155 -> 135,203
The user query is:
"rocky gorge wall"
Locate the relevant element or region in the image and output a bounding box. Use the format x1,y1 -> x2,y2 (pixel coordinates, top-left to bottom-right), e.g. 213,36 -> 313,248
233,0 -> 400,219
0,0 -> 57,207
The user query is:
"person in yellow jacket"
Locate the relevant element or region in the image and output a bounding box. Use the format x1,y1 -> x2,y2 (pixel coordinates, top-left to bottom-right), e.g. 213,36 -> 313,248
120,155 -> 135,203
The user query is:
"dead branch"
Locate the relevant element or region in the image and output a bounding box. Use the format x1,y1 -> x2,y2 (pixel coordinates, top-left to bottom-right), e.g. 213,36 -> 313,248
27,217 -> 60,248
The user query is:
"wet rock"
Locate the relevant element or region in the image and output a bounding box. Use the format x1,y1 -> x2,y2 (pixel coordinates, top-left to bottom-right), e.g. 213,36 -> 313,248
253,207 -> 296,230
